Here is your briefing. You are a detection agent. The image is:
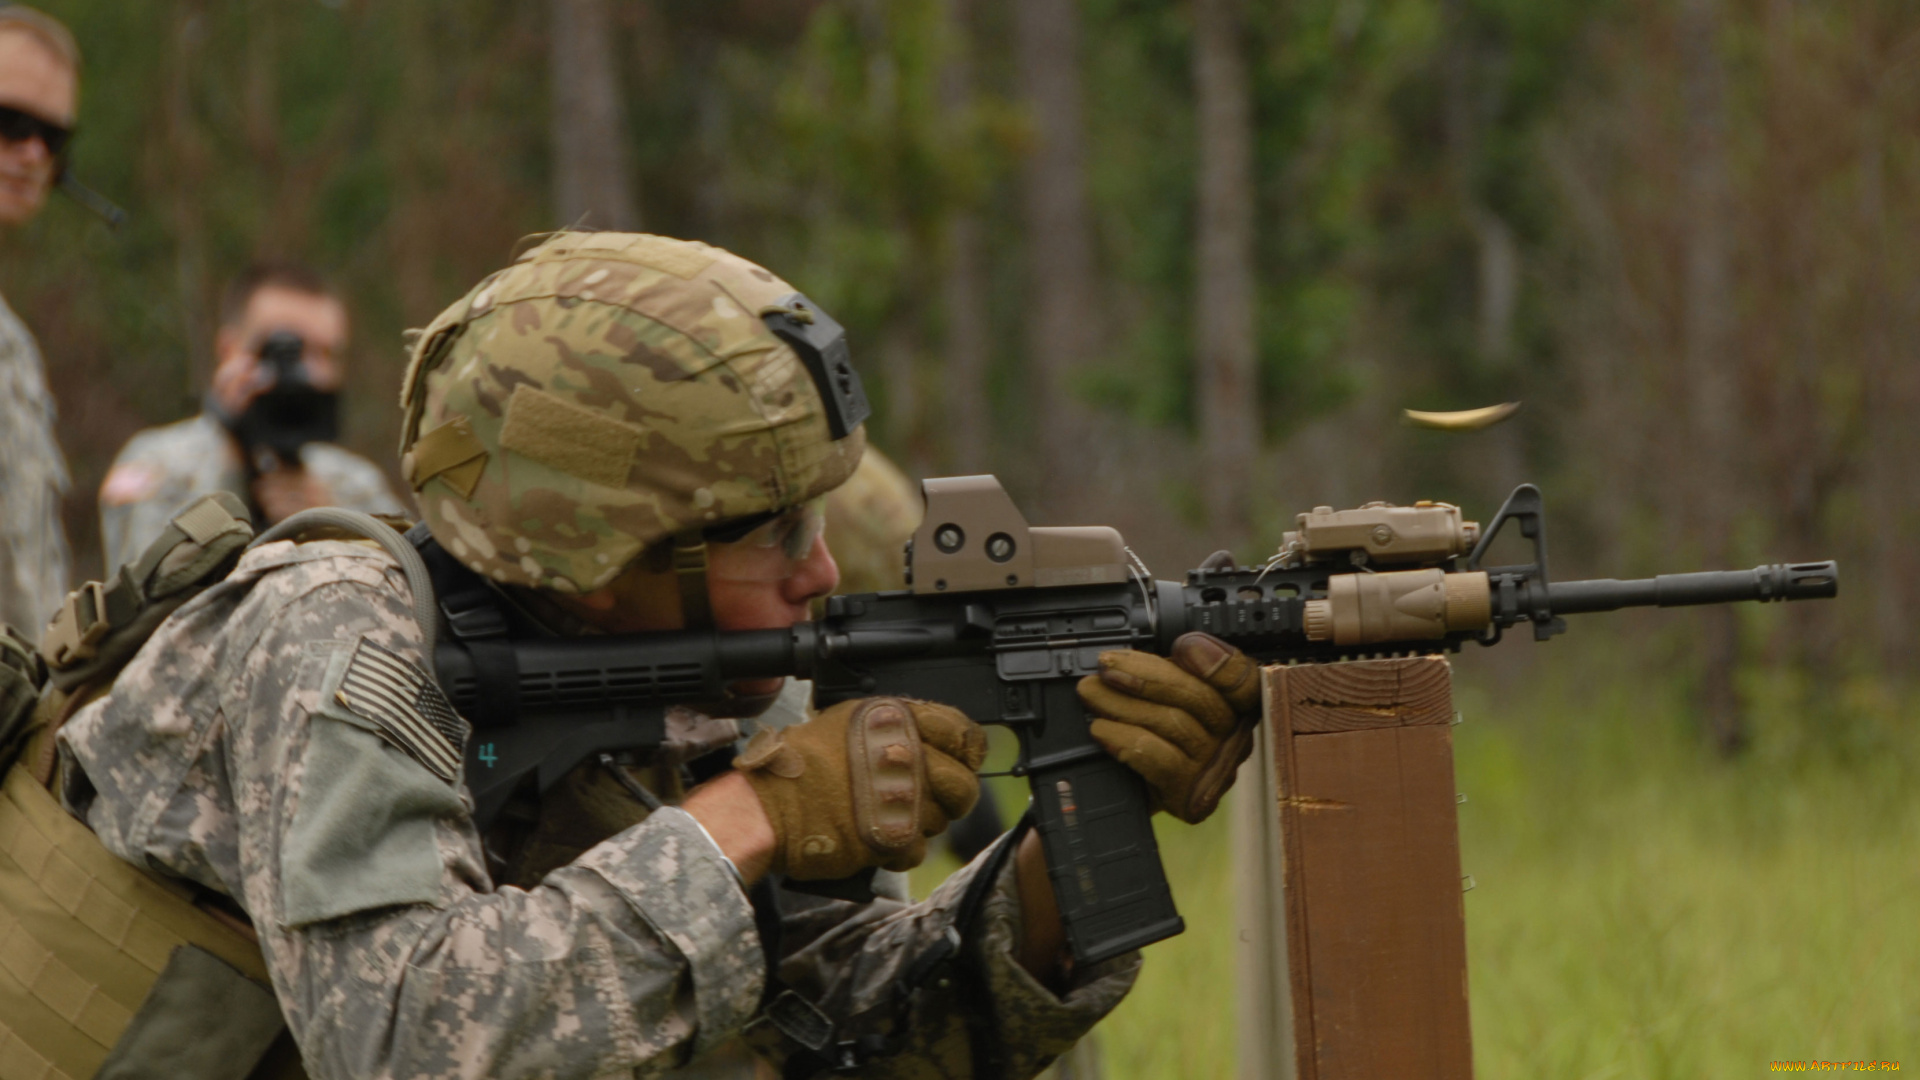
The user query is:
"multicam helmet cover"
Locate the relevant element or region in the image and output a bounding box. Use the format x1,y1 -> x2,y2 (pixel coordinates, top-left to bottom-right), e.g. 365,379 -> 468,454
399,232 -> 866,594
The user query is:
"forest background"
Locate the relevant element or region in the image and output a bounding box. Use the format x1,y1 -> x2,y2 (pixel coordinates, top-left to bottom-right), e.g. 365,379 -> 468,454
6,0 -> 1918,1075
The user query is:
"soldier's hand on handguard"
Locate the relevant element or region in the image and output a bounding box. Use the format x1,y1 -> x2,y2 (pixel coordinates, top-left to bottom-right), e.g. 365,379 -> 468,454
734,697 -> 989,879
1078,632 -> 1262,824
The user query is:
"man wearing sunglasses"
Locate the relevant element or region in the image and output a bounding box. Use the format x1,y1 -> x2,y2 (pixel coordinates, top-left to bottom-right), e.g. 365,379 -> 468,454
0,4 -> 78,637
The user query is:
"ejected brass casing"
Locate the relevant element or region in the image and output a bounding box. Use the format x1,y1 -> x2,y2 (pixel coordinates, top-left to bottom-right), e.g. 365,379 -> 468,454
1303,570 -> 1493,645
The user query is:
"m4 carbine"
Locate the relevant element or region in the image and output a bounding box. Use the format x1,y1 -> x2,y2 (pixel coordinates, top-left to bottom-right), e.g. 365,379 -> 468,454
435,478 -> 1838,968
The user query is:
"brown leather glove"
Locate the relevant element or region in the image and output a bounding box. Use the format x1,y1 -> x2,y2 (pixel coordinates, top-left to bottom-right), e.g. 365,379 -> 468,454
734,697 -> 988,880
1077,632 -> 1262,824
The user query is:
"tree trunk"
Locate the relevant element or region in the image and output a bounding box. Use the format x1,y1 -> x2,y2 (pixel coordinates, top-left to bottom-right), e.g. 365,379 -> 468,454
1441,0 -> 1525,492
1858,81 -> 1909,675
550,0 -> 638,231
166,1 -> 213,398
940,0 -> 990,475
1014,0 -> 1098,514
1194,0 -> 1258,542
943,212 -> 990,473
1679,0 -> 1745,754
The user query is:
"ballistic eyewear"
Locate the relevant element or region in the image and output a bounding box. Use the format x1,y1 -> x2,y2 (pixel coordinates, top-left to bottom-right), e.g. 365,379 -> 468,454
705,500 -> 827,564
0,104 -> 72,157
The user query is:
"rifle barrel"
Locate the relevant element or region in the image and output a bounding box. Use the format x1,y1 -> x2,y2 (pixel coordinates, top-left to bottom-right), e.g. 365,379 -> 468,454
1547,561 -> 1838,615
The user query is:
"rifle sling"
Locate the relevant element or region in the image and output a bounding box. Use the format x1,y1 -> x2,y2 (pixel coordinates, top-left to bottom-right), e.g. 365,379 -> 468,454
409,525 -> 519,729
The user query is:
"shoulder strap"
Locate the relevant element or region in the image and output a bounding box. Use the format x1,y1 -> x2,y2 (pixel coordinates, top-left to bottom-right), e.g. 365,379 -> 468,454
42,492 -> 254,693
249,508 -> 439,659
407,523 -> 519,730
0,624 -> 47,774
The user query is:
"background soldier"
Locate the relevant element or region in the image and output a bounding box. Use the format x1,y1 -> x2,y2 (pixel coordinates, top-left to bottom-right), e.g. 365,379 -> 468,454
0,4 -> 78,634
97,261 -> 404,572
820,445 -> 920,596
38,232 -> 1260,1078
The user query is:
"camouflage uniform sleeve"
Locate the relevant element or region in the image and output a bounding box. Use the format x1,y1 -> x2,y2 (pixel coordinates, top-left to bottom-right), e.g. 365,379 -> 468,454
226,566 -> 765,1079
747,837 -> 1142,1079
0,292 -> 71,633
98,435 -> 192,575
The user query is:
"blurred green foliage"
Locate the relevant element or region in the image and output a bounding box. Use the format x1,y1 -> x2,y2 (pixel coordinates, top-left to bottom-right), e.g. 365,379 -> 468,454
1455,644 -> 1920,1078
4,0 -> 1597,571
6,2 -> 1914,1073
5,0 -> 1900,737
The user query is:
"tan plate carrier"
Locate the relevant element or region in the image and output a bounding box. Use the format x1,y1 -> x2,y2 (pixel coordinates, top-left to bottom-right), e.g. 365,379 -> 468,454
0,494 -> 306,1080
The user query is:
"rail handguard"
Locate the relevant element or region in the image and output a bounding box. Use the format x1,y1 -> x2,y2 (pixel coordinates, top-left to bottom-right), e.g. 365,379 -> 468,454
437,478 -> 1838,967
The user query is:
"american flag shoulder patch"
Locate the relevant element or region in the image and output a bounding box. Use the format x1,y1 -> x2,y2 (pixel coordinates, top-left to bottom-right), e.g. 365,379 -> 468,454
333,638 -> 467,783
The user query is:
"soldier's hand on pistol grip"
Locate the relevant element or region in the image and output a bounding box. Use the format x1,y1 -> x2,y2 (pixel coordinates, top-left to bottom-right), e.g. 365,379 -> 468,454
1078,632 -> 1262,824
733,697 -> 989,880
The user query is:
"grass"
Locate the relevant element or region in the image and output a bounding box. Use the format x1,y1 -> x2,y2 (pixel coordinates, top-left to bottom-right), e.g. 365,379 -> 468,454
919,648 -> 1920,1078
1456,656 -> 1920,1078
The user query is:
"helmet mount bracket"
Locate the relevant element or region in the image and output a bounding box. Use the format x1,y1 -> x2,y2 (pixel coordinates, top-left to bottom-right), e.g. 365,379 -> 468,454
762,293 -> 871,440
671,530 -> 715,631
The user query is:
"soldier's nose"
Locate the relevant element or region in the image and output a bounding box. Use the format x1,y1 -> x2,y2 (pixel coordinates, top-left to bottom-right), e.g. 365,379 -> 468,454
785,536 -> 839,605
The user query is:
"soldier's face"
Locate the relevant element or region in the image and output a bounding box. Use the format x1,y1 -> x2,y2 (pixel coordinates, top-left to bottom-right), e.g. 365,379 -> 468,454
550,527 -> 839,706
0,31 -> 76,228
212,286 -> 349,414
565,530 -> 841,635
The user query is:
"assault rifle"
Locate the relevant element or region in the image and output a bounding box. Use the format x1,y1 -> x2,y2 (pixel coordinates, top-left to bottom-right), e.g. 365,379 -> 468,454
435,478 -> 1838,967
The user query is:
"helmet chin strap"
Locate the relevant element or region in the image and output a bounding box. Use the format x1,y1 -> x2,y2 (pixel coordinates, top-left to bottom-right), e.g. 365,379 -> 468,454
671,529 -> 715,630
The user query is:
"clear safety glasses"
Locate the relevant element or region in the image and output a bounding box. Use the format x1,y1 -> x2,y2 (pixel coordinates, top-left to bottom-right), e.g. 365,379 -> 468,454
705,500 -> 827,583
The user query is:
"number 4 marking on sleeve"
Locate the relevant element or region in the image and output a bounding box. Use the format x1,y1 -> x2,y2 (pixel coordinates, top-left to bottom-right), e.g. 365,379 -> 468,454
478,743 -> 497,769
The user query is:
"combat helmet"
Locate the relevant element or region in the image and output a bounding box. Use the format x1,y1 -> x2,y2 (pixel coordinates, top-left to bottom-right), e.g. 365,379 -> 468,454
398,232 -> 869,618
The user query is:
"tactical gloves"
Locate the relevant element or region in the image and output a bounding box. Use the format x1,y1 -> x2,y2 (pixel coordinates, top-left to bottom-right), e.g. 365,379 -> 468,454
1078,632 -> 1262,824
735,697 -> 988,880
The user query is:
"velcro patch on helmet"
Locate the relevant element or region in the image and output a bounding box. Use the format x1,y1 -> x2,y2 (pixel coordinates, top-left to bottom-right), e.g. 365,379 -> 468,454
332,639 -> 468,783
499,384 -> 642,489
405,416 -> 490,497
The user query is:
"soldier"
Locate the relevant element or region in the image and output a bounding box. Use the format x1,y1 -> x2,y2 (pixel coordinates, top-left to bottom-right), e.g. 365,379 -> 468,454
44,233 -> 1261,1078
0,5 -> 78,634
97,261 -> 405,572
821,445 -> 921,595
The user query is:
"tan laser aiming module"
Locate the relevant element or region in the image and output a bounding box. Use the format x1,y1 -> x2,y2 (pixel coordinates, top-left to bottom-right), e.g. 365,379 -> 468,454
1274,501 -> 1494,646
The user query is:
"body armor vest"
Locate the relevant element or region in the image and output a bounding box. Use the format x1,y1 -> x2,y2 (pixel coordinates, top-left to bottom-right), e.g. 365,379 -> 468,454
0,493 -> 320,1080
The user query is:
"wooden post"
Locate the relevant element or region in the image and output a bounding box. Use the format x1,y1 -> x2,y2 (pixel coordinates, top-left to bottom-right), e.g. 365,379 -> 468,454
1234,720 -> 1296,1079
1240,657 -> 1474,1080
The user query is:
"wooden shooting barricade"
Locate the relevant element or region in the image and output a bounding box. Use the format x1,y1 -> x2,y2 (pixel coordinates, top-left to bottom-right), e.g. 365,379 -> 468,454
1235,655 -> 1473,1080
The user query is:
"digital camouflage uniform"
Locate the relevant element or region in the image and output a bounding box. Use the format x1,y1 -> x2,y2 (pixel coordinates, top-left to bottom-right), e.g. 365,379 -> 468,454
53,233 -> 1138,1079
98,412 -> 405,573
55,539 -> 1138,1078
0,287 -> 70,636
